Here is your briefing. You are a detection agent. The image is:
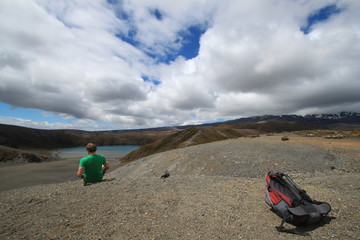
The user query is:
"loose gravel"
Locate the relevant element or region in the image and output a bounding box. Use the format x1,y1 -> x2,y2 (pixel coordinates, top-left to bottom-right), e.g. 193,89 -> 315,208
0,135 -> 359,240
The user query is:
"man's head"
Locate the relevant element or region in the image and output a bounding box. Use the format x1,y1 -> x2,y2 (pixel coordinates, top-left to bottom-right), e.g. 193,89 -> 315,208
86,143 -> 97,153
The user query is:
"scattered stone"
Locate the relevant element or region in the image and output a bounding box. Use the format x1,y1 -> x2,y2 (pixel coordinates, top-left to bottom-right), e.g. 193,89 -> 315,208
25,154 -> 43,163
325,135 -> 344,139
160,170 -> 170,179
249,135 -> 260,138
281,136 -> 289,141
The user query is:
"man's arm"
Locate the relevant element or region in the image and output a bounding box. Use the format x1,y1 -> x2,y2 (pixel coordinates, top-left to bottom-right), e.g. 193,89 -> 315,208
103,161 -> 110,170
101,161 -> 110,176
77,166 -> 85,178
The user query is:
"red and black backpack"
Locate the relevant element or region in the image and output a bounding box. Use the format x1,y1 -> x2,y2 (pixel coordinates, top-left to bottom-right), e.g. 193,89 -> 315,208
265,172 -> 331,233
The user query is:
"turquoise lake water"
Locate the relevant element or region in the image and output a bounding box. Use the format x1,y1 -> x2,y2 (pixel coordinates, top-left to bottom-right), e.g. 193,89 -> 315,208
57,145 -> 140,159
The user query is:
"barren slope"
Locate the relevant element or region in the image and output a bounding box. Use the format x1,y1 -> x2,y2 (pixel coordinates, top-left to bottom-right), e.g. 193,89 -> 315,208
1,135 -> 359,240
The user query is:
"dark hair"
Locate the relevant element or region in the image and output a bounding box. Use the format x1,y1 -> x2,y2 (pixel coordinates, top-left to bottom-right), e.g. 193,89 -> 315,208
86,143 -> 97,153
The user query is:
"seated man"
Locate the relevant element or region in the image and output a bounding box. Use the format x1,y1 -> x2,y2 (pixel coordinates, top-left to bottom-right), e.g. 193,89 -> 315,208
77,143 -> 109,185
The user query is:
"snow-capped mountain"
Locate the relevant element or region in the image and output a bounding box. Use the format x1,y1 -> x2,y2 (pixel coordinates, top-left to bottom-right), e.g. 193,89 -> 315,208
226,111 -> 360,125
303,112 -> 360,123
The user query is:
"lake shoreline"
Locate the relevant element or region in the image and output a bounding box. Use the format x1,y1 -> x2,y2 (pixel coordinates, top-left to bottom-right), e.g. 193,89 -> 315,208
0,146 -> 138,192
0,145 -> 140,166
0,156 -> 127,192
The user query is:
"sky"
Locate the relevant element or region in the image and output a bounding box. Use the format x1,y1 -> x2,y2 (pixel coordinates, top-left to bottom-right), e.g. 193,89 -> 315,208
1,0 -> 360,130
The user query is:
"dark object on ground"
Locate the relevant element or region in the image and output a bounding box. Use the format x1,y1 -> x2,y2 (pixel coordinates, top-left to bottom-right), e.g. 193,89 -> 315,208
281,136 -> 289,141
265,172 -> 331,234
161,170 -> 170,179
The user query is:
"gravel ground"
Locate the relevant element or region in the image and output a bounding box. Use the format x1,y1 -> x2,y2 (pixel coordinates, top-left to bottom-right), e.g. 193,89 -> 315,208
0,135 -> 359,240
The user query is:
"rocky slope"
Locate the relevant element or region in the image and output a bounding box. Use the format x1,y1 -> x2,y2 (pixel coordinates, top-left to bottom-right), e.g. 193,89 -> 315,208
119,127 -> 360,163
1,134 -> 359,240
120,126 -> 260,163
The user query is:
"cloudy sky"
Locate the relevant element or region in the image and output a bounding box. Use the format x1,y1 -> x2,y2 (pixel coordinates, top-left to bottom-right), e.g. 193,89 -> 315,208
1,0 -> 360,130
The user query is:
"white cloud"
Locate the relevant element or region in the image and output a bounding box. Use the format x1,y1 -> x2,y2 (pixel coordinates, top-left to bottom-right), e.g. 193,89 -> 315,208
115,0 -> 216,58
0,0 -> 360,129
0,116 -> 118,131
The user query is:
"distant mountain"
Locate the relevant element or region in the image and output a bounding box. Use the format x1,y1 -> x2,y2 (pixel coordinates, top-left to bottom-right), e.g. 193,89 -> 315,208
303,112 -> 360,123
223,111 -> 360,125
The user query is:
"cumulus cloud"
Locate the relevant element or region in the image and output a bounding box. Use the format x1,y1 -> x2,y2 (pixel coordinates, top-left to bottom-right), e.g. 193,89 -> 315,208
0,0 -> 360,129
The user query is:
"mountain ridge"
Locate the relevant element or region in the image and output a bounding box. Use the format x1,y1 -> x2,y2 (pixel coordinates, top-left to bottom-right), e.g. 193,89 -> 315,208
1,111 -> 359,149
222,111 -> 360,125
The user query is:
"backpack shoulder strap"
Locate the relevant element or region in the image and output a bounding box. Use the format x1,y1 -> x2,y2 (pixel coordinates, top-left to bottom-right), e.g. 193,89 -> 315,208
276,216 -> 310,236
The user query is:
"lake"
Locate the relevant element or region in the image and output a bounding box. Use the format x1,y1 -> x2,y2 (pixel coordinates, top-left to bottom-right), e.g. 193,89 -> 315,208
57,145 -> 140,159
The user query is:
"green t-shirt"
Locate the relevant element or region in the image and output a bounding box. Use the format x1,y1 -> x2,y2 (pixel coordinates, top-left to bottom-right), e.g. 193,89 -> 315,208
79,154 -> 106,182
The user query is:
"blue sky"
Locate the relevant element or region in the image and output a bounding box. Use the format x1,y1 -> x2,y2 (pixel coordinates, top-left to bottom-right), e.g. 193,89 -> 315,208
0,0 -> 359,130
301,4 -> 342,34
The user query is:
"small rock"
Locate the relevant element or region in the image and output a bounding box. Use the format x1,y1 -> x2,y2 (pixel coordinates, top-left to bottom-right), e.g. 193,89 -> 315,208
161,170 -> 170,179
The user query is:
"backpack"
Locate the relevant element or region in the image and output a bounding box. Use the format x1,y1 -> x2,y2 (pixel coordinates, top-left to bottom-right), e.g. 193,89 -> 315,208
265,172 -> 331,233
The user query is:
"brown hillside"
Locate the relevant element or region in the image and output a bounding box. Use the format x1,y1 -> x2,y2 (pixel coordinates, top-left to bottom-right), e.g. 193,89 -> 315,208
0,124 -> 177,162
0,124 -> 176,149
120,126 -> 260,163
